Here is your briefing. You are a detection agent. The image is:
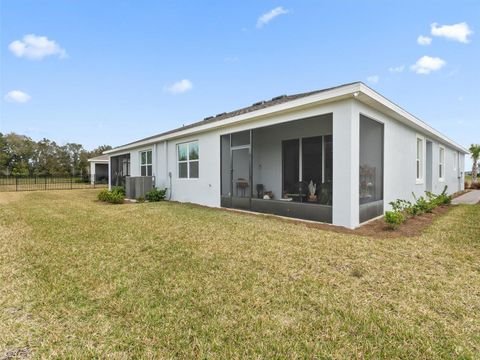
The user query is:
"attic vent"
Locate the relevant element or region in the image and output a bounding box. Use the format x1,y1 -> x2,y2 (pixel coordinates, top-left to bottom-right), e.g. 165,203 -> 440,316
204,116 -> 214,120
252,100 -> 265,106
271,95 -> 287,101
215,112 -> 226,117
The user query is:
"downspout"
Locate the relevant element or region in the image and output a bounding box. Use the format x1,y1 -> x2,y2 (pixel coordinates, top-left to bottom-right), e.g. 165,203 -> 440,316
107,156 -> 111,190
166,140 -> 172,200
153,142 -> 157,187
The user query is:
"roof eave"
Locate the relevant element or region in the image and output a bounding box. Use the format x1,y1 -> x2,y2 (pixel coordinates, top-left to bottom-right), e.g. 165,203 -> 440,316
357,83 -> 469,154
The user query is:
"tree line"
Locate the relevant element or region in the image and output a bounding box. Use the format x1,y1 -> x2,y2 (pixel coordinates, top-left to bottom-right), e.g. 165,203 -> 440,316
0,132 -> 112,176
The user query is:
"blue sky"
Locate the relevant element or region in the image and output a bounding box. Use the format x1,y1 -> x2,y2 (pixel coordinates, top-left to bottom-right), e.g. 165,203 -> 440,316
1,0 -> 479,154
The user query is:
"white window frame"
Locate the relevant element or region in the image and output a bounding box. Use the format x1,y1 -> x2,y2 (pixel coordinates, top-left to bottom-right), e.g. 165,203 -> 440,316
416,135 -> 424,184
140,149 -> 153,176
439,145 -> 445,182
453,150 -> 458,171
177,141 -> 199,179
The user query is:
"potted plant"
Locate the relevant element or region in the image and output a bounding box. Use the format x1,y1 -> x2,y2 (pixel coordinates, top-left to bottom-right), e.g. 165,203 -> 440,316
307,180 -> 317,202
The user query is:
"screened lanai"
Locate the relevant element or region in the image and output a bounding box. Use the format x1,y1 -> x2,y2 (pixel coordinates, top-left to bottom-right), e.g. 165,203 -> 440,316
220,113 -> 333,223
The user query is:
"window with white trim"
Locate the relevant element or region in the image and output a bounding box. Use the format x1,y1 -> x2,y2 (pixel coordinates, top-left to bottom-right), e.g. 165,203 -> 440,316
453,151 -> 457,171
416,136 -> 424,182
439,146 -> 445,180
177,141 -> 199,179
140,150 -> 152,176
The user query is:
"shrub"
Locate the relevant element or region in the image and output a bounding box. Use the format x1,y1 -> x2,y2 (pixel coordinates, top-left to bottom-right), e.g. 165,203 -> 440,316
137,196 -> 145,203
145,188 -> 167,202
384,211 -> 405,230
389,199 -> 412,213
98,189 -> 110,202
436,185 -> 452,205
412,193 -> 434,214
108,191 -> 125,204
111,186 -> 125,196
98,189 -> 125,204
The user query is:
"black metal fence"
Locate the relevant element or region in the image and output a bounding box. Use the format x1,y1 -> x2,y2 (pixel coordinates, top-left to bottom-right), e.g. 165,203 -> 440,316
0,175 -> 108,192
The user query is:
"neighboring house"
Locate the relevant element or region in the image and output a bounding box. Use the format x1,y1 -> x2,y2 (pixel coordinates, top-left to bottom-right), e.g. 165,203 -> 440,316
104,82 -> 468,229
88,155 -> 109,184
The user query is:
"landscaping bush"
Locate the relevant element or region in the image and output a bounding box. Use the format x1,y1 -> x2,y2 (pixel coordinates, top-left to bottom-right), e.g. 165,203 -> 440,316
111,186 -> 125,196
384,211 -> 405,229
389,199 -> 412,213
385,186 -> 451,229
97,189 -> 110,202
145,188 -> 167,202
97,189 -> 125,204
439,186 -> 452,205
108,191 -> 125,204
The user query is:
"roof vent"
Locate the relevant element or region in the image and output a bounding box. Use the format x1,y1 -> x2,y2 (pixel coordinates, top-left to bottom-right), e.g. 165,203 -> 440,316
204,116 -> 214,120
271,95 -> 287,101
252,100 -> 265,106
215,112 -> 226,117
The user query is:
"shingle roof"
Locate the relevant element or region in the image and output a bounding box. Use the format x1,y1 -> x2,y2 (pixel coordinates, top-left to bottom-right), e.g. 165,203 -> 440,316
113,82 -> 360,149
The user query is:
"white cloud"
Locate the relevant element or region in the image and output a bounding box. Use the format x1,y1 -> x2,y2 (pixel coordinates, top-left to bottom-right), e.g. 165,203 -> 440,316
256,7 -> 289,28
164,79 -> 193,94
8,34 -> 67,60
431,22 -> 473,43
4,90 -> 31,103
417,35 -> 432,45
388,65 -> 405,73
410,56 -> 446,74
367,75 -> 379,84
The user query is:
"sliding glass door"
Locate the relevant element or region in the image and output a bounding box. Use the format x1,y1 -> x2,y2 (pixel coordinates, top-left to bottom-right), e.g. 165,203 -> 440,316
281,136 -> 332,205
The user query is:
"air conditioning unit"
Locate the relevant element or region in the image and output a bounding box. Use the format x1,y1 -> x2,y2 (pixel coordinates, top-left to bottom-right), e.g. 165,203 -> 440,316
125,176 -> 154,199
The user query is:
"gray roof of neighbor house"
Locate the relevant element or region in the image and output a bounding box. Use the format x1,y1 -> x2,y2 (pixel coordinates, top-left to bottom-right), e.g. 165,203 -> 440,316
88,154 -> 109,162
107,82 -> 358,151
105,82 -> 469,154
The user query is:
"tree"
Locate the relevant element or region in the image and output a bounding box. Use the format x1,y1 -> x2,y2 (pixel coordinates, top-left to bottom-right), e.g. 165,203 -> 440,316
0,133 -> 9,175
0,132 -> 111,177
3,133 -> 36,175
469,144 -> 480,186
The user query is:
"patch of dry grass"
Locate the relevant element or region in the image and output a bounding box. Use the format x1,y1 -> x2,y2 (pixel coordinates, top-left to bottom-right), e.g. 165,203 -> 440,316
1,190 -> 479,358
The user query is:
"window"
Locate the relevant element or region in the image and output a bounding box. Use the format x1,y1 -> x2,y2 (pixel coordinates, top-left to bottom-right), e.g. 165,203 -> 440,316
439,146 -> 445,181
140,150 -> 152,176
178,141 -> 199,179
453,151 -> 457,171
416,136 -> 424,182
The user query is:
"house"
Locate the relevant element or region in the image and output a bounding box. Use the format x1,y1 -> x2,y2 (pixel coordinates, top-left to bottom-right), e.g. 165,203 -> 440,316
104,82 -> 468,229
88,155 -> 109,184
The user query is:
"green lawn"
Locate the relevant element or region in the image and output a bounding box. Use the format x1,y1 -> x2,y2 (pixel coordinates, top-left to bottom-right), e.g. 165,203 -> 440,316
1,190 -> 479,358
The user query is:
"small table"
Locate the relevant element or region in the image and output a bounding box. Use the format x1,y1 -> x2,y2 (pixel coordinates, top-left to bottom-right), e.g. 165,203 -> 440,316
236,180 -> 249,197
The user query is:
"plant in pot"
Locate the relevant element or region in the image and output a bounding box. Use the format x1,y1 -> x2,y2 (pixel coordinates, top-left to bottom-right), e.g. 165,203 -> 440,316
308,180 -> 317,202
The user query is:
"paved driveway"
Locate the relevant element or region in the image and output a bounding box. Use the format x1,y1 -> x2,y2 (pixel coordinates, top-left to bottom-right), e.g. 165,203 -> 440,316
452,190 -> 480,205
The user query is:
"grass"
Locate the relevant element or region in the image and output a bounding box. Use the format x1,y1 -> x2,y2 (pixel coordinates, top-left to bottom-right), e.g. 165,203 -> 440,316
1,190 -> 479,358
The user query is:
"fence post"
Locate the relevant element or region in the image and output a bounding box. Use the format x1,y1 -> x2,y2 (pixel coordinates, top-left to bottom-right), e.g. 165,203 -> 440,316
70,176 -> 73,189
15,177 -> 18,191
45,177 -> 47,190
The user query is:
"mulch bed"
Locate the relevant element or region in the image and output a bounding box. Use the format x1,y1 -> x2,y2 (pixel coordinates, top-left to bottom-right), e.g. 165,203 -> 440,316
220,205 -> 454,239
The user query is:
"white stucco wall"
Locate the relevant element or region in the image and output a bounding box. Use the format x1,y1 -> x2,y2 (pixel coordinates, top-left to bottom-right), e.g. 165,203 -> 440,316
108,97 -> 465,228
355,101 -> 464,213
